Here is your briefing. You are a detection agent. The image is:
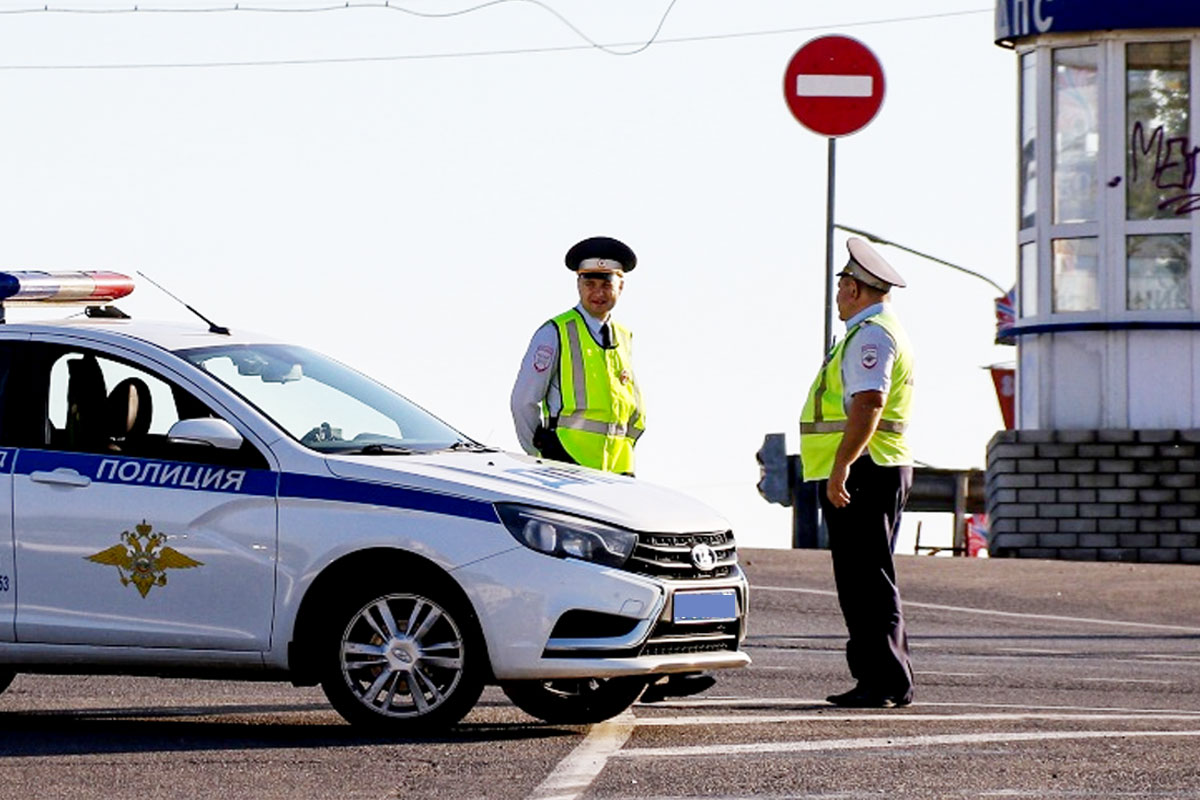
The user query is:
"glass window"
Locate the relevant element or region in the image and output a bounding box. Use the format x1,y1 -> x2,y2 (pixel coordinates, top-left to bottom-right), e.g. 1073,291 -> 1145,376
1052,237 -> 1100,312
177,344 -> 470,454
37,346 -> 267,468
1020,241 -> 1038,316
1053,46 -> 1100,224
1020,51 -> 1038,230
1127,234 -> 1190,310
1126,42 -> 1191,220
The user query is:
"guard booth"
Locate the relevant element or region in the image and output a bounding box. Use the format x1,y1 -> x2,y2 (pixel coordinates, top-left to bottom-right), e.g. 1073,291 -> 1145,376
987,2 -> 1200,563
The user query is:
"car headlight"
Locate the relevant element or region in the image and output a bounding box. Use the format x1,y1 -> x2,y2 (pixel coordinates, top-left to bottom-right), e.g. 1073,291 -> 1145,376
495,504 -> 638,569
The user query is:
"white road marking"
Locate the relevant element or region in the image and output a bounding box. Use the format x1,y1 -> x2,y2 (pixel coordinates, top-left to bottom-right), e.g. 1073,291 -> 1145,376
526,711 -> 635,800
1077,677 -> 1175,685
616,729 -> 1200,759
1140,653 -> 1200,661
795,74 -> 873,97
638,697 -> 1200,715
915,671 -> 983,678
636,712 -> 1200,727
754,584 -> 1200,633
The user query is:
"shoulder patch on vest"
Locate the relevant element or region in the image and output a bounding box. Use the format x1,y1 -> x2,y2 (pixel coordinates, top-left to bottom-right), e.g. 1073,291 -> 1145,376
861,344 -> 879,369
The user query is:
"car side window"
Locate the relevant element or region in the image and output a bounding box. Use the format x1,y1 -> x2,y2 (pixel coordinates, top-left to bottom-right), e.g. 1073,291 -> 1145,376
38,345 -> 268,469
0,341 -> 15,448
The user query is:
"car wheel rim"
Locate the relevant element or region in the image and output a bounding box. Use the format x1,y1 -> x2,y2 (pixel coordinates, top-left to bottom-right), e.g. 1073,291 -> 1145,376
340,593 -> 465,719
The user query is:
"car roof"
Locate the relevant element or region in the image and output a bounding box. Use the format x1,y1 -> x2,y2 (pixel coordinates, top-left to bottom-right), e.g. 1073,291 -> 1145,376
0,316 -> 280,354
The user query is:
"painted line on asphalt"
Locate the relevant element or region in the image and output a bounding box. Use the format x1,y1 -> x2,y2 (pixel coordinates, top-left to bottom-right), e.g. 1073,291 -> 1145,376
526,711 -> 635,800
638,697 -> 1200,715
636,711 -> 1200,726
754,584 -> 1200,633
615,728 -> 1200,759
915,671 -> 983,678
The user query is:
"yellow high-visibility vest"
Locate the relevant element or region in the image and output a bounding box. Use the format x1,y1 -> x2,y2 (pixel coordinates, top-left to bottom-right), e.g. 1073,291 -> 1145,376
545,309 -> 645,473
799,307 -> 914,481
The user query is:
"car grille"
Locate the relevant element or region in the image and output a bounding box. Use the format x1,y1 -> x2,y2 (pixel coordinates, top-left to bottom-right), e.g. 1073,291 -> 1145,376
626,530 -> 737,580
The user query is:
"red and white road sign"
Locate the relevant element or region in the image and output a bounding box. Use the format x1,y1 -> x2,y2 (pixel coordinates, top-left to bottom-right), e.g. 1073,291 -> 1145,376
783,35 -> 885,137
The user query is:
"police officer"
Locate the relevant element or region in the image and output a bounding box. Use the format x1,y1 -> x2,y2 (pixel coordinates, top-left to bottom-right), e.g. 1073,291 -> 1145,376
511,236 -> 645,475
800,238 -> 916,708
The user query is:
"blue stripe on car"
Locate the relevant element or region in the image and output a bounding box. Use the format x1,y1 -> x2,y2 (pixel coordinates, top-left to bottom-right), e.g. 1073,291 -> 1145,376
278,472 -> 498,522
10,448 -> 497,523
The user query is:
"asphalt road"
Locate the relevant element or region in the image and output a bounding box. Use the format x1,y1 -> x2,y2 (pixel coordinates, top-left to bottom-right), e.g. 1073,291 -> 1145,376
2,548 -> 1199,799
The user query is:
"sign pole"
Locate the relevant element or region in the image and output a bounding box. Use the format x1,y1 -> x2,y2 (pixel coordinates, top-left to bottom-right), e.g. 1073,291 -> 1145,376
782,35 -> 885,353
824,137 -> 836,353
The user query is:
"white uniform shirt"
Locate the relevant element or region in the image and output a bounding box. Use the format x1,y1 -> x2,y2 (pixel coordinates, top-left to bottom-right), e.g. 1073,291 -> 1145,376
840,302 -> 897,412
510,305 -> 620,455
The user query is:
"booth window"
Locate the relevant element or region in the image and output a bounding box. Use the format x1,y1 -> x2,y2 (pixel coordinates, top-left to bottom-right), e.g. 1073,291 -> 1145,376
1052,237 -> 1100,312
1020,241 -> 1038,316
1128,234 -> 1190,311
1020,51 -> 1038,231
1126,42 -> 1190,221
1053,46 -> 1100,225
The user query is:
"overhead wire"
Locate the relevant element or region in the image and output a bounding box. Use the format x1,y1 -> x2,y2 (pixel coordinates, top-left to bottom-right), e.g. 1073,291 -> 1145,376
0,3 -> 993,70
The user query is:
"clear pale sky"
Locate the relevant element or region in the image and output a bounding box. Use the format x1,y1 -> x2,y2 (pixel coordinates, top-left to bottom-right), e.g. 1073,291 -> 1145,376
0,1 -> 1016,550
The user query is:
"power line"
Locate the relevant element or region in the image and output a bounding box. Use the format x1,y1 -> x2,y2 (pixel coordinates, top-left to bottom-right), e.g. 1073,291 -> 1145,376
0,4 -> 992,70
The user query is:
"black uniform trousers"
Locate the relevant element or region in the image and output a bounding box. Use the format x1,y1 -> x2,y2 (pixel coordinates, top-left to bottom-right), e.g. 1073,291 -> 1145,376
819,453 -> 914,702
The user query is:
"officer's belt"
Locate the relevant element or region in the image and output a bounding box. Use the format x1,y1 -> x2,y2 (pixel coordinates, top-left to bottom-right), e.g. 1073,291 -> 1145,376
800,419 -> 908,434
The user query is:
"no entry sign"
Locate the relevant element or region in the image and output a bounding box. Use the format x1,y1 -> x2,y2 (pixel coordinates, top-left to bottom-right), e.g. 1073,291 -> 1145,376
783,36 -> 885,137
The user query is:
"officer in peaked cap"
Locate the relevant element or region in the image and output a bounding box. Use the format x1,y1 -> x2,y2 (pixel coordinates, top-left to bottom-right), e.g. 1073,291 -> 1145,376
799,236 -> 917,709
511,236 -> 646,476
563,235 -> 637,275
839,237 -> 907,292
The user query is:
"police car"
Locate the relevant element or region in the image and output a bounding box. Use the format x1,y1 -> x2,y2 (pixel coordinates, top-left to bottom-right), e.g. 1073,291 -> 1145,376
0,271 -> 748,731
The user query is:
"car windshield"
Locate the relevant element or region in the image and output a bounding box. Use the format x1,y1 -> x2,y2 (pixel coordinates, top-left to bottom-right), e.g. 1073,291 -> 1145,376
175,343 -> 472,454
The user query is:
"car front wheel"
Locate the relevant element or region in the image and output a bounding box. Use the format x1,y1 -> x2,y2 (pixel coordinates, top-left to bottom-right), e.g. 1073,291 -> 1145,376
501,677 -> 647,724
319,581 -> 484,732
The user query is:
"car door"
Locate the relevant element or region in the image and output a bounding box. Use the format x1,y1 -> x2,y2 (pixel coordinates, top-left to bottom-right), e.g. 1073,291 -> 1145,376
0,341 -> 16,642
11,340 -> 279,651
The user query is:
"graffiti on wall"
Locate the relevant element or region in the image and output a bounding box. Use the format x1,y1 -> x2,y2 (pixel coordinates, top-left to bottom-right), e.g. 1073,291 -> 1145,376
1129,121 -> 1200,215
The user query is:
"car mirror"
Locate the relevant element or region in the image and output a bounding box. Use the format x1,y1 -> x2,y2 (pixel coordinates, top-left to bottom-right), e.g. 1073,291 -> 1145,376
167,418 -> 244,450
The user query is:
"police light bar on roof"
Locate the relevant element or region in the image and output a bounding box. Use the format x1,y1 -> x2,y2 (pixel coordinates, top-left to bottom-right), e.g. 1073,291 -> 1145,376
0,271 -> 134,304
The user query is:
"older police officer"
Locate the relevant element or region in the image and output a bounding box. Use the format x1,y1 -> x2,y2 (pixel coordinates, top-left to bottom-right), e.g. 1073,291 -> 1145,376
511,236 -> 645,475
800,238 -> 916,708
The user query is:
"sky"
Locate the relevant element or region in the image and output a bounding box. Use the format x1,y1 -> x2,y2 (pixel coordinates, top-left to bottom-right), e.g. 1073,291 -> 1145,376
0,0 -> 1017,550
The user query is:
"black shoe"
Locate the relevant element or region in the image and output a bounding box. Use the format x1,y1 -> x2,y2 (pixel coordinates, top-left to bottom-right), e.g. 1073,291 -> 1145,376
640,672 -> 717,703
825,687 -> 911,708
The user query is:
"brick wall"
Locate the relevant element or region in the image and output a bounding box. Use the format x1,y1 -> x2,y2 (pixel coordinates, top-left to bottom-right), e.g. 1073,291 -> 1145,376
985,429 -> 1200,563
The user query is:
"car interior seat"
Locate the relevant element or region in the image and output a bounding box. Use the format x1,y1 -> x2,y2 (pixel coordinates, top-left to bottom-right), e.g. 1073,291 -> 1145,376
65,355 -> 108,451
105,377 -> 153,452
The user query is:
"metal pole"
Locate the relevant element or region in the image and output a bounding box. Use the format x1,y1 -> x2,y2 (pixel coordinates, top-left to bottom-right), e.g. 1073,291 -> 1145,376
824,137 -> 837,352
953,472 -> 969,556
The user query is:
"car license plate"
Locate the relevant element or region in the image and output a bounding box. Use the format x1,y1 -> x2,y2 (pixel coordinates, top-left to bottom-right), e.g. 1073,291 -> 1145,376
673,589 -> 738,623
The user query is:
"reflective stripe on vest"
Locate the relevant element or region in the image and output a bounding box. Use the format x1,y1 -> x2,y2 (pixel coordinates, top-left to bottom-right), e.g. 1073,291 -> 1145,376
545,309 -> 645,472
799,308 -> 914,481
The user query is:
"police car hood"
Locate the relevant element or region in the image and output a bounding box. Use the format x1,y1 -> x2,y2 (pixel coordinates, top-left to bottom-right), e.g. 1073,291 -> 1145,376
323,450 -> 730,533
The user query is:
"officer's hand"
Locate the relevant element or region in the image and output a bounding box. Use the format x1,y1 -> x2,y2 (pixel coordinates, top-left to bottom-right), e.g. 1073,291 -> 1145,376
827,464 -> 851,508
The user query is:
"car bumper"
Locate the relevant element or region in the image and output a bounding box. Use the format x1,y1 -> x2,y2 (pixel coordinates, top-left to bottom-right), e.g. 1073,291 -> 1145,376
452,546 -> 751,681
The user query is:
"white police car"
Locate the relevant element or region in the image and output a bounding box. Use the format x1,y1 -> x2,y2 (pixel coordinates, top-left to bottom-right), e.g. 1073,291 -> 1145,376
0,271 -> 748,731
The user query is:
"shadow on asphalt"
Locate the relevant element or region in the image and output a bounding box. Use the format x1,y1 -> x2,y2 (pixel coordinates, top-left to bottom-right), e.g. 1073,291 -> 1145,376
0,702 -> 574,756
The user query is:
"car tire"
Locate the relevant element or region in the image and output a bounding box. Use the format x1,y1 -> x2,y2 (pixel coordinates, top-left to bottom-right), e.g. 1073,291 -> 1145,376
318,577 -> 485,732
0,671 -> 14,695
501,677 -> 648,724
